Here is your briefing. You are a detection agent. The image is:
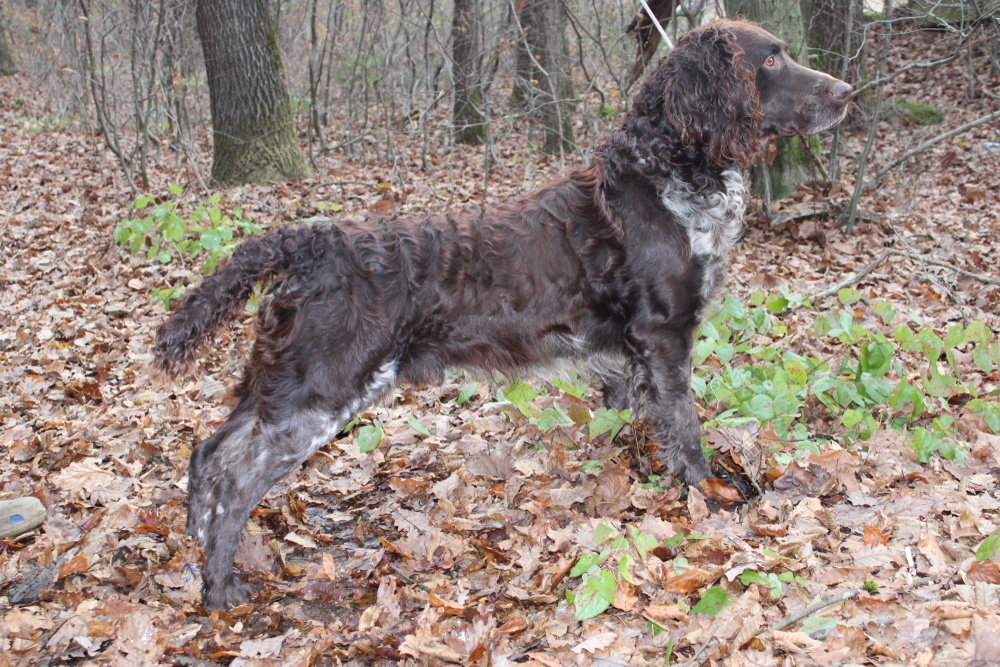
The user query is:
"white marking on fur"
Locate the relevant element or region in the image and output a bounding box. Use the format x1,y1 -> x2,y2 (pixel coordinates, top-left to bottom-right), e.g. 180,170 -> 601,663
308,411 -> 351,454
216,503 -> 225,515
660,170 -> 745,300
362,360 -> 398,404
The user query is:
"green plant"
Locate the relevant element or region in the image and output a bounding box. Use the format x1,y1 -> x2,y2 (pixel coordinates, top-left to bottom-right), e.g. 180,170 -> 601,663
737,568 -> 825,599
357,419 -> 384,453
690,588 -> 729,616
114,185 -> 261,308
976,529 -> 1000,562
690,289 -> 999,469
889,98 -> 945,126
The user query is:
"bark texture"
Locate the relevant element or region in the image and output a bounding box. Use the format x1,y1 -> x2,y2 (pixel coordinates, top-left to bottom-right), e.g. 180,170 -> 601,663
726,0 -> 814,198
452,0 -> 486,144
513,0 -> 575,153
0,1 -> 17,76
626,0 -> 676,86
196,0 -> 309,186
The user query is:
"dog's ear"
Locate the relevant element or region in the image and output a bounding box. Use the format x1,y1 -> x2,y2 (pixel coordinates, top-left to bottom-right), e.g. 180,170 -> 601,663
661,25 -> 763,168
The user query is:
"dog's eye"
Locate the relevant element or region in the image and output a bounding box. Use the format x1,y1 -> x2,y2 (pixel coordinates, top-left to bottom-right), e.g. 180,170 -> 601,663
764,55 -> 777,67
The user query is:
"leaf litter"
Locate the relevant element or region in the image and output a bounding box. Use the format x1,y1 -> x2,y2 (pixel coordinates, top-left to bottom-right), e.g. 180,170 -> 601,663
1,26 -> 1000,667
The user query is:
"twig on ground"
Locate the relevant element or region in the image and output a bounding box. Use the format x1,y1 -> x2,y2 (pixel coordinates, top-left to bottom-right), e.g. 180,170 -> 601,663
889,250 -> 1000,286
863,109 -> 1000,193
675,625 -> 718,667
810,250 -> 892,302
305,180 -> 381,194
773,589 -> 859,631
389,565 -> 432,594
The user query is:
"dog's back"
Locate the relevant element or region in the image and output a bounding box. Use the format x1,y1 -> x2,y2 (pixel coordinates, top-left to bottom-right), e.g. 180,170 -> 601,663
156,169 -> 625,387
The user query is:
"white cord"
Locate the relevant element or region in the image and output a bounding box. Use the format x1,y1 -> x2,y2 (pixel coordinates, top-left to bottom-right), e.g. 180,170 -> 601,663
637,0 -> 674,50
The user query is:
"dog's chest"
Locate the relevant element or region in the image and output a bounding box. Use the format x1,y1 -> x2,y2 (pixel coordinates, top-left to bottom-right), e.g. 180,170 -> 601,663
659,170 -> 746,300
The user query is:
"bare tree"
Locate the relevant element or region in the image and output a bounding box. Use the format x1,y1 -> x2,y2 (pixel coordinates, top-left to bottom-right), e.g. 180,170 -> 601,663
452,0 -> 486,144
625,0 -> 676,86
78,0 -> 192,190
0,1 -> 18,75
196,0 -> 310,185
513,0 -> 575,154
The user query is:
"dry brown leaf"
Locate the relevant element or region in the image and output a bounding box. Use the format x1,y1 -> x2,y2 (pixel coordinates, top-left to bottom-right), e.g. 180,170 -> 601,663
57,553 -> 89,580
863,524 -> 892,547
644,603 -> 687,622
612,579 -> 638,612
811,449 -> 861,492
687,485 -> 709,523
700,476 -> 744,504
51,458 -> 116,494
771,630 -> 823,653
429,593 -> 466,617
734,613 -> 764,649
592,467 -> 632,516
527,653 -> 564,667
965,560 -> 1000,584
570,632 -> 616,655
662,567 -> 719,594
917,527 -> 952,571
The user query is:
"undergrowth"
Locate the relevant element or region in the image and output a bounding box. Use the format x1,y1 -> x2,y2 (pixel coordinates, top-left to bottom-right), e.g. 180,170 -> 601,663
113,185 -> 261,309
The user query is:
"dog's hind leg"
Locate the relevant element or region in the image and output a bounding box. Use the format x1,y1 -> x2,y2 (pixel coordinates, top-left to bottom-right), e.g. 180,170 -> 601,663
190,403 -> 350,609
185,406 -> 255,544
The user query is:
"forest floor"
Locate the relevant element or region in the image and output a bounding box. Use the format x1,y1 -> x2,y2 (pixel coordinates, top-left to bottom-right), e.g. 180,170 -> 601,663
2,24 -> 1000,667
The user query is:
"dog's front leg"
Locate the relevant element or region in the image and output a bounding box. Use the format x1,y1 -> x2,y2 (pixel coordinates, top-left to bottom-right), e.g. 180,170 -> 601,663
630,326 -> 713,486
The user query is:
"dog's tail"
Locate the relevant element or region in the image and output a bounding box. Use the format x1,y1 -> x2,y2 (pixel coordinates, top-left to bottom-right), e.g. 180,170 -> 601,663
153,227 -> 317,378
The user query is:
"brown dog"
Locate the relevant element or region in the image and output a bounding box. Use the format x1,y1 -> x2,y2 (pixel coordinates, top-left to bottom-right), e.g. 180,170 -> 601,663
155,20 -> 851,609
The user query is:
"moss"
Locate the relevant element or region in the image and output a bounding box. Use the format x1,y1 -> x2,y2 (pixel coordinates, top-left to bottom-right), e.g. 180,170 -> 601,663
755,136 -> 817,200
211,98 -> 311,186
890,98 -> 945,126
454,87 -> 487,146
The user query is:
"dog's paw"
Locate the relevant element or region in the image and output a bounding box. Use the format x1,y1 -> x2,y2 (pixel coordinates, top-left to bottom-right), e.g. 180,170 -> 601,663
202,577 -> 253,610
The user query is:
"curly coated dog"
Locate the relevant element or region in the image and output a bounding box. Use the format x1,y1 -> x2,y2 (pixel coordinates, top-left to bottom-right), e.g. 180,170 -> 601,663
155,19 -> 852,609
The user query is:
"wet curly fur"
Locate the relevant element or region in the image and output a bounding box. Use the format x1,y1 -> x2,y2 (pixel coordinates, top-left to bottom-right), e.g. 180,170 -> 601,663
155,20 -> 851,609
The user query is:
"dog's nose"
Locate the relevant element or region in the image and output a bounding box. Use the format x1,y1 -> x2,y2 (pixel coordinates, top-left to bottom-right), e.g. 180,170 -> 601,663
831,81 -> 853,102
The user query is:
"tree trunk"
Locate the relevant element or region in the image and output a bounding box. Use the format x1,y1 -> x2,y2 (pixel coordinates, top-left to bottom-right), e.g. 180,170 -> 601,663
0,1 -> 17,76
452,0 -> 486,144
727,0 -> 814,199
196,0 -> 310,186
510,4 -> 533,108
625,0 -> 676,86
515,0 -> 575,154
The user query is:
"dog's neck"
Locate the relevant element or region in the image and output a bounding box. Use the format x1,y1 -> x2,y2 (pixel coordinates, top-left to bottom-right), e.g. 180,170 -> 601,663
659,168 -> 746,259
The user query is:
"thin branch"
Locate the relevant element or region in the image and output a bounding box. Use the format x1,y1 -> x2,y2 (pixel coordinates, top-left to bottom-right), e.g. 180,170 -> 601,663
889,250 -> 1000,286
389,564 -> 431,594
674,625 -> 717,667
852,37 -> 970,98
637,0 -> 674,50
862,108 -> 1000,193
810,250 -> 891,302
305,180 -> 380,194
845,2 -> 892,232
773,589 -> 859,631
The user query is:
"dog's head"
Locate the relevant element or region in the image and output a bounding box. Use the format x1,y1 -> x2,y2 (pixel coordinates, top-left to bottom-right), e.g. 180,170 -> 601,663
649,19 -> 852,168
